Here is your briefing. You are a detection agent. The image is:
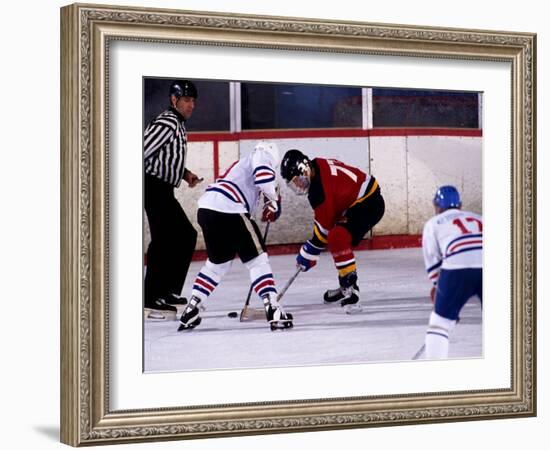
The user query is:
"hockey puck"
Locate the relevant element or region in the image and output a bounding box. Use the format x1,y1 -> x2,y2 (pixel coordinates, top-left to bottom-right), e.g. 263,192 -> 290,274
227,311 -> 238,318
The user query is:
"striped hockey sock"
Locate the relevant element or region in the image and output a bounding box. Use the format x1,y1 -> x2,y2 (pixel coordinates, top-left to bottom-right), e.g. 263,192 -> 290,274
252,273 -> 277,299
425,311 -> 456,359
334,252 -> 357,279
191,270 -> 219,302
190,259 -> 232,303
425,330 -> 449,358
328,225 -> 357,279
246,253 -> 278,301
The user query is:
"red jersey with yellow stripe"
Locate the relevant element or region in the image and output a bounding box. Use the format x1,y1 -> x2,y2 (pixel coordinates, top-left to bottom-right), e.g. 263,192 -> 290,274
308,158 -> 374,245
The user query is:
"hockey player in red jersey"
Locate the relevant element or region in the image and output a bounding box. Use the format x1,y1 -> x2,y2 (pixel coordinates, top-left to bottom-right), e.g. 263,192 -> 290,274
280,149 -> 385,313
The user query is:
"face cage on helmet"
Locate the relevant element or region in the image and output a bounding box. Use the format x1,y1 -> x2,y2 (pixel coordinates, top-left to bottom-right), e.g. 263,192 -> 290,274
287,174 -> 310,195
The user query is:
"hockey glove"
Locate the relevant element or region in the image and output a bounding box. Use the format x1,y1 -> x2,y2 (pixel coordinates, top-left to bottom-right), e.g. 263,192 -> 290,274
296,240 -> 321,272
261,194 -> 282,222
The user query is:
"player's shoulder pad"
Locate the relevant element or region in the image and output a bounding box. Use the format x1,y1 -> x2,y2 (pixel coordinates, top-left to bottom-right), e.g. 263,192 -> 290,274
313,157 -> 327,168
422,217 -> 435,234
251,147 -> 273,163
251,149 -> 277,173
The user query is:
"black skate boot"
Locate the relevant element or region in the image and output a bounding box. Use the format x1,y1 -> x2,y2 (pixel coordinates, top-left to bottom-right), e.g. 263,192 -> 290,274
323,286 -> 347,303
177,296 -> 202,331
263,295 -> 293,331
144,298 -> 177,320
323,272 -> 362,314
163,293 -> 188,306
162,293 -> 188,315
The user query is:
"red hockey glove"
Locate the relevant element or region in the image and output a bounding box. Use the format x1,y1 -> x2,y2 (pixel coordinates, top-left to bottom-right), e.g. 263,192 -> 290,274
261,194 -> 282,222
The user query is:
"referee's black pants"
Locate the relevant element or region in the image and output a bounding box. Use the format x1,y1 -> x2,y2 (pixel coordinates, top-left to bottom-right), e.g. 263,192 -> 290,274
144,174 -> 197,306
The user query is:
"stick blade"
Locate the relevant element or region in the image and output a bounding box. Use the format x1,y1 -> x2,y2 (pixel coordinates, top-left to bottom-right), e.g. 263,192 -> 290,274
239,307 -> 266,322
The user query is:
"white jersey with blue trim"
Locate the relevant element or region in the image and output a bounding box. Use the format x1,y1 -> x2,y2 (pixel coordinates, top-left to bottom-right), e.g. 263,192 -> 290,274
422,208 -> 483,285
198,149 -> 278,215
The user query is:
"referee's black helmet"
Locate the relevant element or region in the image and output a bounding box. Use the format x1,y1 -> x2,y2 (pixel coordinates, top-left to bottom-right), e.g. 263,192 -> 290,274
169,80 -> 198,99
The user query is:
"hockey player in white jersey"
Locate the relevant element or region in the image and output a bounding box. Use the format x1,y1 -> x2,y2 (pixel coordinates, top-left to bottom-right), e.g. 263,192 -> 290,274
422,185 -> 482,359
177,141 -> 293,332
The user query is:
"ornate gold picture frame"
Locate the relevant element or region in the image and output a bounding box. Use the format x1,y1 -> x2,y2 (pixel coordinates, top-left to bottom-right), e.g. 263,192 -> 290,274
60,3 -> 536,446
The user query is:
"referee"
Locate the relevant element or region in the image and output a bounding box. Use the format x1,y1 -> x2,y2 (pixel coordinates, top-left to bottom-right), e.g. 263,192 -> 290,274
143,80 -> 201,320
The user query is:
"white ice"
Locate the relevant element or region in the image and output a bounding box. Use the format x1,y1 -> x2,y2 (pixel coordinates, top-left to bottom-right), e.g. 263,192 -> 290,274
144,248 -> 482,373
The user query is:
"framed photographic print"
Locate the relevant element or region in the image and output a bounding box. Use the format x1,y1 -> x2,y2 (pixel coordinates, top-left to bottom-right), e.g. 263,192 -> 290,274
60,3 -> 536,446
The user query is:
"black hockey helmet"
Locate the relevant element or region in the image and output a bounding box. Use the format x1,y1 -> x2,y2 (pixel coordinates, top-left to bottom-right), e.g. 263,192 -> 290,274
169,80 -> 198,99
280,149 -> 310,182
280,149 -> 312,195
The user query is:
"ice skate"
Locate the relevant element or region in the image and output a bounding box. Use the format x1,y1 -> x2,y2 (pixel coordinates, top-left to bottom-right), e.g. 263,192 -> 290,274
164,293 -> 188,306
177,297 -> 202,331
323,284 -> 362,314
162,293 -> 188,314
144,299 -> 177,320
263,295 -> 293,331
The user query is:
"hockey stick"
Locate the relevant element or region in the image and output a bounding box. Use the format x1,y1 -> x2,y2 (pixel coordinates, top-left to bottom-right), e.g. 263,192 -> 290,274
239,221 -> 271,322
239,266 -> 302,321
275,266 -> 302,303
411,343 -> 426,360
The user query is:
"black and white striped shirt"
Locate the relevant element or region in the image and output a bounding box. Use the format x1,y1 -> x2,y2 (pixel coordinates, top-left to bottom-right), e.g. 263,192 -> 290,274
144,107 -> 188,187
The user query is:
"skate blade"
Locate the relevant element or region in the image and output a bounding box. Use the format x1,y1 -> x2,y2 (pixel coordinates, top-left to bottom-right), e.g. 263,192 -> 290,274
343,303 -> 363,314
177,323 -> 199,332
324,299 -> 342,305
270,321 -> 294,331
144,308 -> 177,321
177,317 -> 202,332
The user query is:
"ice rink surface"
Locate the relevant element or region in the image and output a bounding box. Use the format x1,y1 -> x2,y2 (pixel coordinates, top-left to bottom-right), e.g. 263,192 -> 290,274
144,247 -> 482,372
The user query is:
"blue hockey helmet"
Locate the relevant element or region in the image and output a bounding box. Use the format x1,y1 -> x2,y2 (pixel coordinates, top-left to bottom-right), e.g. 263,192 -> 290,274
433,185 -> 462,209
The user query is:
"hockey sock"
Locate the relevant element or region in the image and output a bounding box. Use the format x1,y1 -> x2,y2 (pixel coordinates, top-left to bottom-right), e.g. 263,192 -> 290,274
328,226 -> 357,278
191,259 -> 232,303
425,311 -> 456,359
339,271 -> 358,289
245,253 -> 277,300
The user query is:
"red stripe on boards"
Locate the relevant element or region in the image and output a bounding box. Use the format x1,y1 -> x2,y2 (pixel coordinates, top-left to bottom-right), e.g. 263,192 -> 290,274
187,128 -> 482,143
186,234 -> 423,262
143,236 -> 422,265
